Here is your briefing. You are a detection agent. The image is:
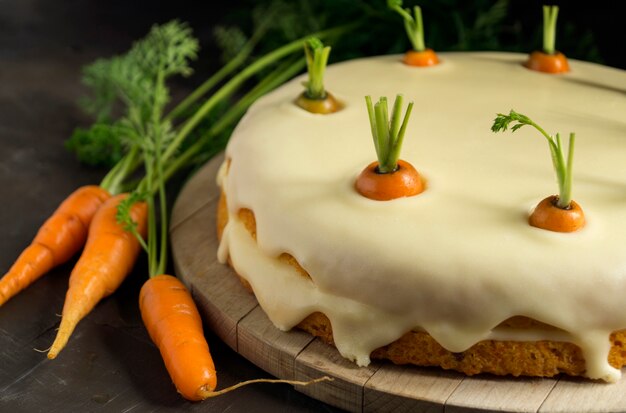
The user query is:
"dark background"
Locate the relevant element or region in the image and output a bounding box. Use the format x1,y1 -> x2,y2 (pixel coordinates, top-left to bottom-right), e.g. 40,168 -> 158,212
0,1 -> 623,412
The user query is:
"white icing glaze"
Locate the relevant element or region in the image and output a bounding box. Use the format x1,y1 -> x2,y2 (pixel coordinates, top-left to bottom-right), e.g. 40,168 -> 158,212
218,52 -> 626,381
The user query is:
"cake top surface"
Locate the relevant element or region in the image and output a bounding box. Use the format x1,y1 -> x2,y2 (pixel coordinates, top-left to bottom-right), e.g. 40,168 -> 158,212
221,52 -> 626,380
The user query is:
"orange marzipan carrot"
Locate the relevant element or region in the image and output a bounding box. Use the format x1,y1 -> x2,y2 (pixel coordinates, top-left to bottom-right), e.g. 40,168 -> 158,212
294,92 -> 343,114
47,193 -> 147,359
529,195 -> 585,232
403,49 -> 439,67
355,159 -> 425,201
524,51 -> 570,74
139,274 -> 217,401
0,185 -> 111,307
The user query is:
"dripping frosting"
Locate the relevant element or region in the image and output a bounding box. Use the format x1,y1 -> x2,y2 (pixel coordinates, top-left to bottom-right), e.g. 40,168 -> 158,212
217,52 -> 626,381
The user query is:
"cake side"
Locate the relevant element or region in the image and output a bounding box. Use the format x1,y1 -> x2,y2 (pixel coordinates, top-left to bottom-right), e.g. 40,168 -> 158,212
217,191 -> 626,378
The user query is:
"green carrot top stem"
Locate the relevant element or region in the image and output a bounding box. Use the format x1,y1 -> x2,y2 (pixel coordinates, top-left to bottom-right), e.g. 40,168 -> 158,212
365,94 -> 414,174
542,5 -> 559,55
387,0 -> 426,52
491,110 -> 576,209
302,37 -> 331,100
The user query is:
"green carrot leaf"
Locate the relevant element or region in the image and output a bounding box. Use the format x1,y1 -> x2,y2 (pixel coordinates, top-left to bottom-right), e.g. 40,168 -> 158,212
491,109 -> 576,208
213,26 -> 248,64
65,123 -> 126,167
115,190 -> 149,252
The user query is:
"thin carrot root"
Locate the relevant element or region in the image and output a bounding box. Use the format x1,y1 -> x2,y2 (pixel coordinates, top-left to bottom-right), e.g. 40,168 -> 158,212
199,376 -> 334,399
295,92 -> 343,114
47,194 -> 147,359
0,185 -> 110,307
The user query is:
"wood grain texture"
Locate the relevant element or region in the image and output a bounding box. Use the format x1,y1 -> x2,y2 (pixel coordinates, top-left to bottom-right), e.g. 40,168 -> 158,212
171,155 -> 626,412
445,375 -> 557,413
238,306 -> 315,381
539,376 -> 626,413
363,364 -> 462,413
295,339 -> 381,413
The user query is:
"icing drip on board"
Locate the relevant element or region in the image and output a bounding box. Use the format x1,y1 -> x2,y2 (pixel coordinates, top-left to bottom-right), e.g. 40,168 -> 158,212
218,53 -> 626,381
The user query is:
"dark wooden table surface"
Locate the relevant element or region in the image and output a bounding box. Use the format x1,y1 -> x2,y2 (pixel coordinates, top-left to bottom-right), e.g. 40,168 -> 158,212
0,1 -> 341,412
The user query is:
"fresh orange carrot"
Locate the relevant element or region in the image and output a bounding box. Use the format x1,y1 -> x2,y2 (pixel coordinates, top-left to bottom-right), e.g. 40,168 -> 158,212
139,274 -> 333,401
403,49 -> 439,67
356,160 -> 424,201
47,193 -> 147,359
524,5 -> 569,74
139,274 -> 216,400
295,91 -> 343,114
529,195 -> 585,232
0,185 -> 110,307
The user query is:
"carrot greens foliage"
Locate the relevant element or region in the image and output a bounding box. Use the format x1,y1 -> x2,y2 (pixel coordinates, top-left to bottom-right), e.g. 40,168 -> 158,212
365,94 -> 414,174
108,21 -> 199,278
491,110 -> 576,209
66,20 -> 199,194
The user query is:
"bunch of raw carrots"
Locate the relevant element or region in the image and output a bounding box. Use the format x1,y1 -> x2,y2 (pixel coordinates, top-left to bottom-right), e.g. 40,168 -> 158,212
1,20 -> 350,400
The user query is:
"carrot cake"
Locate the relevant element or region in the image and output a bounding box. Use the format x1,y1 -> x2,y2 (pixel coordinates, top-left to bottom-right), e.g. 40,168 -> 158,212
216,52 -> 626,381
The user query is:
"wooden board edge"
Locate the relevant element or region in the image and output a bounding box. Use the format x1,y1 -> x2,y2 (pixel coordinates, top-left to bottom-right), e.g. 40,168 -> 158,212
237,306 -> 315,381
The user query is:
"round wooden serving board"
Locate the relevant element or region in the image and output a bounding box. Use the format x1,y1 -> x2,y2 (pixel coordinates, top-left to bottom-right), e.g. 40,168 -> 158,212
171,154 -> 626,413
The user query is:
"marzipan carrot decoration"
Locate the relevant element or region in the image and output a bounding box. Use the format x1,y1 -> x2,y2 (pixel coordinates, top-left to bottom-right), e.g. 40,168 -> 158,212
295,37 -> 343,114
0,186 -> 110,307
47,193 -> 148,359
356,94 -> 424,201
388,0 -> 439,67
525,5 -> 569,74
491,110 -> 584,232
